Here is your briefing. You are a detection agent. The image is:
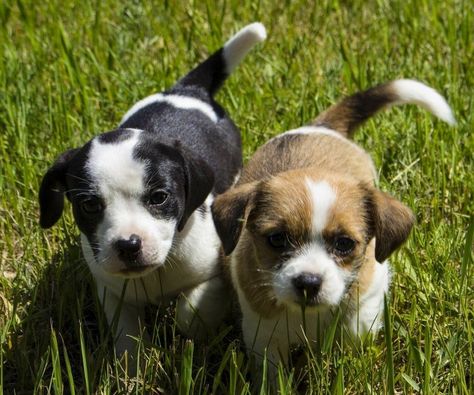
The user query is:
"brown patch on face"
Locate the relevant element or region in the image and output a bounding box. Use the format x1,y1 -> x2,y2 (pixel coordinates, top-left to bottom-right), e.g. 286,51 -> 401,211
348,238 -> 377,298
316,176 -> 374,270
233,171 -> 378,316
212,181 -> 259,255
368,188 -> 415,262
248,173 -> 313,243
227,156 -> 412,316
234,171 -> 317,317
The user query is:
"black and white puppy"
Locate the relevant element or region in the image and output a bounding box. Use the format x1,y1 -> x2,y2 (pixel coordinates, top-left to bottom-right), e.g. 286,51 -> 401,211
39,23 -> 266,357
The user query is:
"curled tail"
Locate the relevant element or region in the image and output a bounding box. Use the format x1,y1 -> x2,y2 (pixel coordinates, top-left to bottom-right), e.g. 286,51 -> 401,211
175,22 -> 266,96
313,79 -> 455,137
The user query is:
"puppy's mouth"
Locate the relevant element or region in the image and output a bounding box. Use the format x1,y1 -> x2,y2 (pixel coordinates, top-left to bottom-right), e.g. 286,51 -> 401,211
116,264 -> 159,278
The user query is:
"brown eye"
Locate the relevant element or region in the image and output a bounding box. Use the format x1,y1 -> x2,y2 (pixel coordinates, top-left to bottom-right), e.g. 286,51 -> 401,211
149,190 -> 168,206
81,197 -> 104,214
334,236 -> 355,255
267,232 -> 289,250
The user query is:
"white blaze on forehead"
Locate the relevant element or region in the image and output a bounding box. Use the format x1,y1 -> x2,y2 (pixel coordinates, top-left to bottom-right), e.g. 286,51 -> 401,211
305,179 -> 336,234
120,93 -> 218,125
87,129 -> 146,197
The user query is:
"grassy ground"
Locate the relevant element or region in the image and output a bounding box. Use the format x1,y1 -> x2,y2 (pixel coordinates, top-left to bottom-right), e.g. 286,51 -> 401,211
0,0 -> 472,393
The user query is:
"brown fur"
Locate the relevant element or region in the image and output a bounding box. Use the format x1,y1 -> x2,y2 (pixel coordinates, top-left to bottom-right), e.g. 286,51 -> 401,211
239,133 -> 375,185
313,82 -> 397,137
222,170 -> 388,317
212,84 -> 415,318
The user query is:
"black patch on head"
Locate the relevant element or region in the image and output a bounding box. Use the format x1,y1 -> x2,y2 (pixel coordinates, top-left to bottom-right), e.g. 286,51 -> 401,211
39,148 -> 81,228
98,128 -> 134,144
64,144 -> 105,243
39,140 -> 105,257
120,92 -> 242,197
134,139 -> 187,222
133,136 -> 214,230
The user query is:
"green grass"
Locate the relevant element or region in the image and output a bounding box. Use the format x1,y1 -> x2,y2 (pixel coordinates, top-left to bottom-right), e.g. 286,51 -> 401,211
0,0 -> 472,393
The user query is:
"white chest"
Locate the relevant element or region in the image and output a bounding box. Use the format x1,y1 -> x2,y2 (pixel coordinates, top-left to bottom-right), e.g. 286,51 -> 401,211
83,205 -> 221,306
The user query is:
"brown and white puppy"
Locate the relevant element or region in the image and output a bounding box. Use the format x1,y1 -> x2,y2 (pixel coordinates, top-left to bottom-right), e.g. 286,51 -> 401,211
212,79 -> 455,374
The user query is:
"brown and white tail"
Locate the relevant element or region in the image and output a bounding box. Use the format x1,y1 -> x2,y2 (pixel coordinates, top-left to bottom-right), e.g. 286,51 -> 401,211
313,79 -> 455,137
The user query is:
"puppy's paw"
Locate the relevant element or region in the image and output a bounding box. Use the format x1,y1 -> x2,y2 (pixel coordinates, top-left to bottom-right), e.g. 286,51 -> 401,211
175,276 -> 231,341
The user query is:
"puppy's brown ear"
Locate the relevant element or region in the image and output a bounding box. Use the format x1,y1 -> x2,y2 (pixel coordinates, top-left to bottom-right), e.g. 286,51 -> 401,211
39,148 -> 79,229
212,182 -> 258,255
368,189 -> 415,262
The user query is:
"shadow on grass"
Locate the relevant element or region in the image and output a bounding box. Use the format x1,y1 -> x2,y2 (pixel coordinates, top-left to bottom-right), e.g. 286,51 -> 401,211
2,238 -> 114,393
1,237 -> 247,394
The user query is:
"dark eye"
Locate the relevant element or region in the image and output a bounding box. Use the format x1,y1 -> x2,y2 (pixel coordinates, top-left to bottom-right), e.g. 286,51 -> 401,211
149,190 -> 168,206
81,197 -> 104,214
333,236 -> 355,255
267,232 -> 289,250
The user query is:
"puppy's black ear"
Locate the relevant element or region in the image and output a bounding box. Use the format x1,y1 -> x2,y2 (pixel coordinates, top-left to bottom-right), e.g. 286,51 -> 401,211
367,188 -> 415,262
178,150 -> 215,231
211,182 -> 258,255
39,149 -> 79,229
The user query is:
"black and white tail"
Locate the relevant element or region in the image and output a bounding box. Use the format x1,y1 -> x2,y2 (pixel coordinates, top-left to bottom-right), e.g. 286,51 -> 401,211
175,23 -> 267,96
313,79 -> 455,137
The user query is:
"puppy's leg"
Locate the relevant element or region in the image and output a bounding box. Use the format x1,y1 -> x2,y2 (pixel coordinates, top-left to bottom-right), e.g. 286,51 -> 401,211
241,311 -> 288,390
345,260 -> 390,339
175,276 -> 231,340
97,283 -> 148,373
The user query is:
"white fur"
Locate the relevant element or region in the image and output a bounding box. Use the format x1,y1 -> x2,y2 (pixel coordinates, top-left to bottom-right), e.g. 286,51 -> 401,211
86,133 -> 175,274
119,93 -> 218,125
273,243 -> 350,309
306,179 -> 336,234
223,22 -> 267,73
83,198 -> 223,352
83,201 -> 221,305
231,251 -> 389,373
176,275 -> 231,339
390,79 -> 456,125
83,133 -> 224,351
344,260 -> 390,336
282,125 -> 345,140
87,130 -> 145,195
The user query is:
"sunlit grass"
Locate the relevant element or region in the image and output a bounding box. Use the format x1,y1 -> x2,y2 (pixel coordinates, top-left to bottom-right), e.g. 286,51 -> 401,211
0,0 -> 472,393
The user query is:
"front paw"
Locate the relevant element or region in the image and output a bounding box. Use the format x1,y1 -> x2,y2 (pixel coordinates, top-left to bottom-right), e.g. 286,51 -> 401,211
175,277 -> 231,340
115,331 -> 149,377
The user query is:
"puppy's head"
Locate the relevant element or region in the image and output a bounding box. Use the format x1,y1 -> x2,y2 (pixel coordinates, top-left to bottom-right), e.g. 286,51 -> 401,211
212,170 -> 414,313
39,128 -> 213,278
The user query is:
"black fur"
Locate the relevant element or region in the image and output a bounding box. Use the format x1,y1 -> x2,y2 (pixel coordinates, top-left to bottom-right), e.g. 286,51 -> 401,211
39,42 -> 243,239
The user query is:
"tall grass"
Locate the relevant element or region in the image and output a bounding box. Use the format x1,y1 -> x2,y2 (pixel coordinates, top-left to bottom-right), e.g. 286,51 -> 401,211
0,0 -> 472,393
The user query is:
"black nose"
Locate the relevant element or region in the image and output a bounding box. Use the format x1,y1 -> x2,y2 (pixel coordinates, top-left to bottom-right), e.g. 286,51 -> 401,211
292,273 -> 322,303
114,234 -> 142,263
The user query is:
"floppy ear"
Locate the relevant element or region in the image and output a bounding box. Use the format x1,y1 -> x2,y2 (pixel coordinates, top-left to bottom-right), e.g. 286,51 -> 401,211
177,150 -> 215,231
39,149 -> 79,229
211,182 -> 258,255
368,188 -> 415,262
